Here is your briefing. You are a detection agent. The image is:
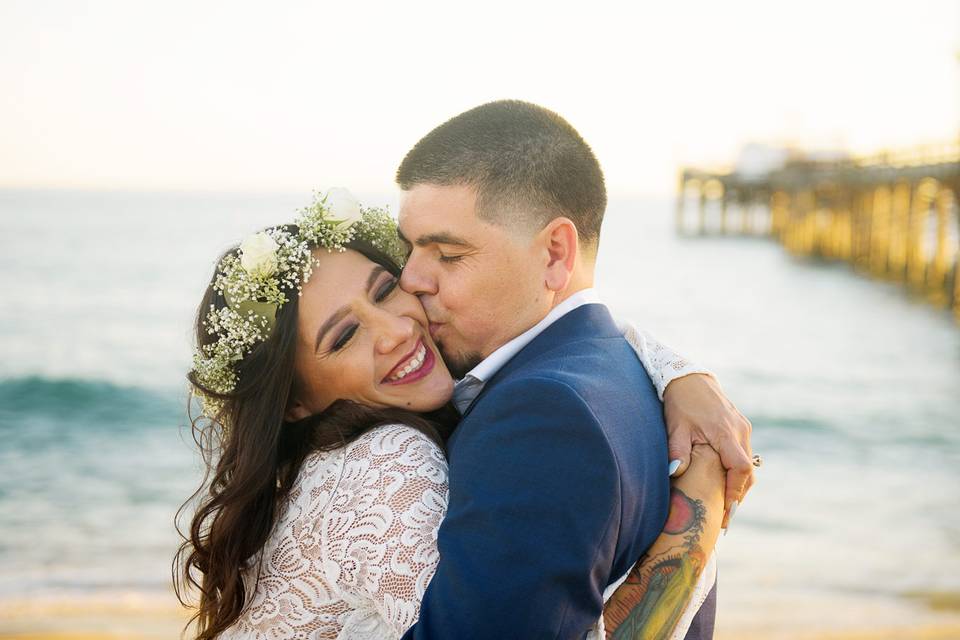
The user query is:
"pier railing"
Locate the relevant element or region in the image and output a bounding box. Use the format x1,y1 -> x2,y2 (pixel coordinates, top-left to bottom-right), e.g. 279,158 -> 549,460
676,143 -> 960,321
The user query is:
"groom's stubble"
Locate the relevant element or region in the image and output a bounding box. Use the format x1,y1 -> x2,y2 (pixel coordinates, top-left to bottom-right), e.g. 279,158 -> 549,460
433,340 -> 483,381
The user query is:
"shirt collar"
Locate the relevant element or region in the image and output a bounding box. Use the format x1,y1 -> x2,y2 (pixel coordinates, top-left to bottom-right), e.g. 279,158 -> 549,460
462,287 -> 602,385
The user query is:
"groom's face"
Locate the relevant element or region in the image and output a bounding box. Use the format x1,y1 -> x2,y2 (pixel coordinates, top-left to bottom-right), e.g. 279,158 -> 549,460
398,184 -> 549,379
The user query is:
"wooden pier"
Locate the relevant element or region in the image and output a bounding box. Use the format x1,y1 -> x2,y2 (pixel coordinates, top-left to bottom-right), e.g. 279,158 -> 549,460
676,143 -> 960,321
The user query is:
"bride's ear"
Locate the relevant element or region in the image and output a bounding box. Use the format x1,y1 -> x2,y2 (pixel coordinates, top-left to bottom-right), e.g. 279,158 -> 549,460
284,395 -> 312,422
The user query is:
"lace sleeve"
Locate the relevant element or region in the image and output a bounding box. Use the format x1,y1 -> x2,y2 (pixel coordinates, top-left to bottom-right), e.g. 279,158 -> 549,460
614,318 -> 713,401
323,424 -> 449,640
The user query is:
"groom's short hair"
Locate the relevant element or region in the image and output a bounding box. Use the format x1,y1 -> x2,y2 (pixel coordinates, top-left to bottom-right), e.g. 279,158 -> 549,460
396,100 -> 607,249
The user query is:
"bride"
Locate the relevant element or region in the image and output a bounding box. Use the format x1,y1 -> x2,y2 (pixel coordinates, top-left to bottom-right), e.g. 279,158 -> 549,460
174,190 -> 726,640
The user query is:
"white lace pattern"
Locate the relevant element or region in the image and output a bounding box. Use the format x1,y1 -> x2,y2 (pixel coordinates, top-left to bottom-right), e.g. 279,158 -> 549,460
220,424 -> 448,640
616,318 -> 713,401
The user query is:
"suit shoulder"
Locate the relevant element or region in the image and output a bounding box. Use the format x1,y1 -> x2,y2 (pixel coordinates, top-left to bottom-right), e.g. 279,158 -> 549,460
514,333 -> 652,396
473,373 -> 600,420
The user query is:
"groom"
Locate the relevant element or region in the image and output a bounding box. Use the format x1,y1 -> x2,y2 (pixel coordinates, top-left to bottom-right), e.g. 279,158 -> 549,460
395,101 -> 752,638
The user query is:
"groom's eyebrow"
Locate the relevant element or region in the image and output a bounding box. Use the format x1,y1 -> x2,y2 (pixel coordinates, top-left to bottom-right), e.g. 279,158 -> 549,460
398,229 -> 473,248
314,266 -> 386,352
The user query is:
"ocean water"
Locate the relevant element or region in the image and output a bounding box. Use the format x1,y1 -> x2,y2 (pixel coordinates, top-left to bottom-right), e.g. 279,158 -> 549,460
1,189 -> 959,635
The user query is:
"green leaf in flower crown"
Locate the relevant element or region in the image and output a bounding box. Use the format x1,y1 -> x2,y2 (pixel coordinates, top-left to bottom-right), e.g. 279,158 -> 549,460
223,290 -> 278,334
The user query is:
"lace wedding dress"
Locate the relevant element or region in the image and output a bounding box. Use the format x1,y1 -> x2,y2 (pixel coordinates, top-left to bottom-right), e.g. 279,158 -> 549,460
220,424 -> 448,640
220,327 -> 711,639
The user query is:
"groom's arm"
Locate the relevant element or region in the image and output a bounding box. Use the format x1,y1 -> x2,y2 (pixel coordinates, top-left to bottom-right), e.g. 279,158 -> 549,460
401,377 -> 665,640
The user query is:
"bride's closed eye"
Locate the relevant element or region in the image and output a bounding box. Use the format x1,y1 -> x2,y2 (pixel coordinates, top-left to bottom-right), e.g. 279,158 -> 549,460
331,325 -> 358,352
375,276 -> 399,302
330,276 -> 400,352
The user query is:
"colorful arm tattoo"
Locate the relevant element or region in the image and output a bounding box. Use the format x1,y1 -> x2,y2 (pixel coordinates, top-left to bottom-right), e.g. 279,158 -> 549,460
604,487 -> 709,640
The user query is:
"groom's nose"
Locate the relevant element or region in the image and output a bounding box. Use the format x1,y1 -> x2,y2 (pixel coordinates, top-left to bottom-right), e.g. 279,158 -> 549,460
399,253 -> 437,297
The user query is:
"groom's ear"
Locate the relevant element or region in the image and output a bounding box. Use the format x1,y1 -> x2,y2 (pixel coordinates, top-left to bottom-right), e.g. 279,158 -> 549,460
539,217 -> 578,292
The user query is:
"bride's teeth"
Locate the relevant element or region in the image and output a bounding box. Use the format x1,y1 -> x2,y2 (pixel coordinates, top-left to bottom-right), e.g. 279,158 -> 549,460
389,344 -> 429,381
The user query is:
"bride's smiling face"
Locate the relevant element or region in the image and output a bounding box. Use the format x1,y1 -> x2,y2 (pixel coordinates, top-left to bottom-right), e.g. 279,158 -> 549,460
286,248 -> 454,419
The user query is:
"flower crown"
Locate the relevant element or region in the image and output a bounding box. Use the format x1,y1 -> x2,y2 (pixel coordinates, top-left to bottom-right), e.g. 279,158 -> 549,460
192,188 -> 407,420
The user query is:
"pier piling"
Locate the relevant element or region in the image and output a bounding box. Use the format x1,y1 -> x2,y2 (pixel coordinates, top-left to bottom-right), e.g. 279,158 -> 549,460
676,143 -> 960,322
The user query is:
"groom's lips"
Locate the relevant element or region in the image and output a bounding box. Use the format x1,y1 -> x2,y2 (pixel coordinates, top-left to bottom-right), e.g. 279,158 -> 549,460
428,322 -> 443,339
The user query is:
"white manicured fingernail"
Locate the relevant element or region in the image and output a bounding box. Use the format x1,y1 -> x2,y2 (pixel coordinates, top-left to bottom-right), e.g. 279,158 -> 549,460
668,459 -> 682,476
728,500 -> 739,526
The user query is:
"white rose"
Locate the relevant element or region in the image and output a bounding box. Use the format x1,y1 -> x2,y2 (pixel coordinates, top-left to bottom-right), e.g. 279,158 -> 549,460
239,232 -> 279,278
325,187 -> 364,229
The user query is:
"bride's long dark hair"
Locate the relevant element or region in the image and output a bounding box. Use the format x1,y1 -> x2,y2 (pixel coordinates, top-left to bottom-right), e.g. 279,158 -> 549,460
173,231 -> 456,640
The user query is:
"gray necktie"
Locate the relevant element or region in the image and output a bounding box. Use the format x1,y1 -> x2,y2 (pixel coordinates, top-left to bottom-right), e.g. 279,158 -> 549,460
452,375 -> 484,415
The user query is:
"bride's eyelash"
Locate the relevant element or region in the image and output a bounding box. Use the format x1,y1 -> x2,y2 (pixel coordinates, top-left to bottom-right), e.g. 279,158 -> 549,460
332,325 -> 357,351
376,277 -> 398,301
331,276 -> 399,352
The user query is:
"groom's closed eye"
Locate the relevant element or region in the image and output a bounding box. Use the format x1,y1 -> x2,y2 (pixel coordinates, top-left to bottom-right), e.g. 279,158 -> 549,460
420,235 -> 473,264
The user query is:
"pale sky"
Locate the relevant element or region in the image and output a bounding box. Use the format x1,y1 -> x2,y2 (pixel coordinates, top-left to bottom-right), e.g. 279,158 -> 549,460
1,0 -> 958,197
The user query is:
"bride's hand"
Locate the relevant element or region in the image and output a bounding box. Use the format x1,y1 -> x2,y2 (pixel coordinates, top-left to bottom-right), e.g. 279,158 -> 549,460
662,373 -> 753,529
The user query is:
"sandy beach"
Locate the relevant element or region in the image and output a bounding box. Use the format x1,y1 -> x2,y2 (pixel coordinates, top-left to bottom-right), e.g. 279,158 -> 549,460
2,593 -> 959,640
0,594 -> 190,640
3,621 -> 960,639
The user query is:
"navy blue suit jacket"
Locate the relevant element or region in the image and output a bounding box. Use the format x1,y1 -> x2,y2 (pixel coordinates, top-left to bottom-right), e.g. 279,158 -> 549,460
401,303 -> 681,639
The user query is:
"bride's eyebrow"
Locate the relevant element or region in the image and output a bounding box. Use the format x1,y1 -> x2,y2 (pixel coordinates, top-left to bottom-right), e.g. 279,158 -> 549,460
313,266 -> 387,352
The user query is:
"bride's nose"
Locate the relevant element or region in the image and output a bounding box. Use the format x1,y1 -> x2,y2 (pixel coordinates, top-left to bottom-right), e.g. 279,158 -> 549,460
373,308 -> 416,354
